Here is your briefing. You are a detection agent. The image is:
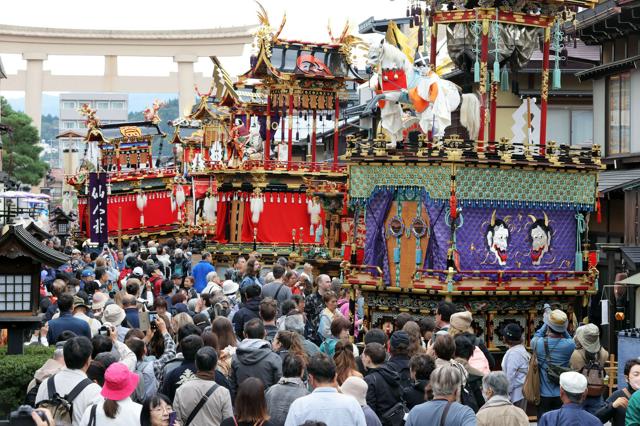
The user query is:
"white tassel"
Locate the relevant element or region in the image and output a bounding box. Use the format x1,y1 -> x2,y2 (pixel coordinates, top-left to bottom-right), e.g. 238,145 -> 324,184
461,93 -> 481,140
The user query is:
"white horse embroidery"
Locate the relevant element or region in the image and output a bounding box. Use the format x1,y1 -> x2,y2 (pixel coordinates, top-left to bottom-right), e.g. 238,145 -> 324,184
366,42 -> 479,145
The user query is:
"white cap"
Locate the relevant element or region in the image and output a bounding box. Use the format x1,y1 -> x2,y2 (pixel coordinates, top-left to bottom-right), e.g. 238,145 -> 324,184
340,376 -> 368,406
559,371 -> 588,394
132,266 -> 144,276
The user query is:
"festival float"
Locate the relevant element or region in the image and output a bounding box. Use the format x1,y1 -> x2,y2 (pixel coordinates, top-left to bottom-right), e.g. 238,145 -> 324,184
342,0 -> 601,351
169,5 -> 364,273
67,102 -> 181,244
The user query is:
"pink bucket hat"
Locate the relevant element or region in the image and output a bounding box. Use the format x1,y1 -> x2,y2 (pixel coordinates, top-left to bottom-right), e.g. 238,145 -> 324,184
101,362 -> 139,401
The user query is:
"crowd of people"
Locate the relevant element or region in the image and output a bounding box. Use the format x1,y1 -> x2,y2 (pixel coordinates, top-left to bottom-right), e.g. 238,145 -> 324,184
16,238 -> 640,426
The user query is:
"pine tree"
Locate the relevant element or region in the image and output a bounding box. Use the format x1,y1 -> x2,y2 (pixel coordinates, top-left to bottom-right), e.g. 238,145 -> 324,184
0,97 -> 49,185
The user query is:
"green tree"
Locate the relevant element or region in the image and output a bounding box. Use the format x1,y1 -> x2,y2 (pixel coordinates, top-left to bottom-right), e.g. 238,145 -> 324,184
0,97 -> 49,185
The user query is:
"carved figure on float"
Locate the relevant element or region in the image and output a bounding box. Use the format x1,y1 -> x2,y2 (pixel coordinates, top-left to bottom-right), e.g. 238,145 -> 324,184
244,120 -> 264,161
228,119 -> 249,168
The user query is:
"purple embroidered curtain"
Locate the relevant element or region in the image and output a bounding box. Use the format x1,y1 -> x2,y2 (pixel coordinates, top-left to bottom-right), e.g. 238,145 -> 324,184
364,189 -> 394,285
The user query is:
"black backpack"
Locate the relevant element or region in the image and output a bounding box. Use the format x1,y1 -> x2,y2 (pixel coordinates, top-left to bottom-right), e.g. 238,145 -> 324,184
373,372 -> 408,426
24,380 -> 41,407
36,375 -> 93,425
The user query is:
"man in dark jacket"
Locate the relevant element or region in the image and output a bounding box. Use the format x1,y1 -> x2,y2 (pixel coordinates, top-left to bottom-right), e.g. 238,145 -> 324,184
304,274 -> 331,345
46,293 -> 91,343
356,329 -> 388,375
233,284 -> 261,338
122,294 -> 140,329
403,353 -> 435,409
387,331 -> 411,389
230,318 -> 282,399
362,342 -> 403,423
161,334 -> 230,402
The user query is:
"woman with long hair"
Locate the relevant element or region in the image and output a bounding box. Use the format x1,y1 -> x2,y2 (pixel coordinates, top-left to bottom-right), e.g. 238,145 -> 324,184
211,316 -> 238,377
273,330 -> 308,364
147,313 -> 172,359
334,341 -> 363,385
140,394 -> 174,426
202,329 -> 219,351
220,377 -> 274,426
240,259 -> 259,289
80,363 -> 141,425
403,321 -> 427,357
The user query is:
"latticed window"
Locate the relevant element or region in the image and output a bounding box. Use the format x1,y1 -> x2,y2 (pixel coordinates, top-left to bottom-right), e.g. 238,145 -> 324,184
0,275 -> 32,311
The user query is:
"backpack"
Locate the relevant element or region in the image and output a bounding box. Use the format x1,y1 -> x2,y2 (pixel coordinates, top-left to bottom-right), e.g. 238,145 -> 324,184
580,350 -> 605,397
174,261 -> 183,276
24,380 -> 41,407
523,338 -> 541,405
36,374 -> 93,425
372,371 -> 408,426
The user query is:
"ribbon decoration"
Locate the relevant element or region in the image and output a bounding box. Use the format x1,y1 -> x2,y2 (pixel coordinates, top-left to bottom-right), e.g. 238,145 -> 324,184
471,9 -> 481,83
551,19 -> 564,90
575,212 -> 585,271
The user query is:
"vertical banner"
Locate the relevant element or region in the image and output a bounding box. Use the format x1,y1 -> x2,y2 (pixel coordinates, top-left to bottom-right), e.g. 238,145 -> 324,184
89,172 -> 108,245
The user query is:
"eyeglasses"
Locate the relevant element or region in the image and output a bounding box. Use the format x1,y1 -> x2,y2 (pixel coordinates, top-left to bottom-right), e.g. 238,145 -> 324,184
151,406 -> 172,414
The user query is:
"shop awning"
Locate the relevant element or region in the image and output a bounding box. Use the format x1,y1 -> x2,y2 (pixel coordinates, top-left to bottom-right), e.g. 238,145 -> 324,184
621,246 -> 640,272
617,272 -> 640,286
576,55 -> 640,82
598,169 -> 640,194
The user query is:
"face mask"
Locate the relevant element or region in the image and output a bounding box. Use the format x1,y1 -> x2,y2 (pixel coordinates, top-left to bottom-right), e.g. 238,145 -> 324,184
630,376 -> 640,390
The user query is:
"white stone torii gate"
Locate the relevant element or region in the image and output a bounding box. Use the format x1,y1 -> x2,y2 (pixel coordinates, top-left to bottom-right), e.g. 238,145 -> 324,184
0,24 -> 255,131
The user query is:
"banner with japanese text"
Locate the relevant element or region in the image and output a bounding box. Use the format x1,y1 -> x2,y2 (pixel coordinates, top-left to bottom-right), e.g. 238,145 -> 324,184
89,172 -> 108,245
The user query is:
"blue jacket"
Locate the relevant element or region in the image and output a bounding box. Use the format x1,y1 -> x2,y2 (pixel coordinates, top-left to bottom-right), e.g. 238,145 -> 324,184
538,403 -> 601,426
47,312 -> 91,343
191,261 -> 215,293
531,324 -> 575,397
124,307 -> 140,329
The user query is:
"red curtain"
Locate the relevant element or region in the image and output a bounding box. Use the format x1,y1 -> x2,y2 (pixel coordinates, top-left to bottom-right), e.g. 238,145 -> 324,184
193,178 -> 213,199
78,199 -> 89,235
79,191 -> 178,236
214,192 -> 229,243
105,191 -> 178,233
240,192 -> 325,244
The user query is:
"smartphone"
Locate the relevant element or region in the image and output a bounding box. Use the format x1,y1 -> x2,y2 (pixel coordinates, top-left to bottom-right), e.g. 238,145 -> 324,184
148,311 -> 158,330
168,411 -> 177,426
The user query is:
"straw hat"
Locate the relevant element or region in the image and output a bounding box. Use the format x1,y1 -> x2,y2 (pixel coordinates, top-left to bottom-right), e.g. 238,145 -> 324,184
545,309 -> 568,334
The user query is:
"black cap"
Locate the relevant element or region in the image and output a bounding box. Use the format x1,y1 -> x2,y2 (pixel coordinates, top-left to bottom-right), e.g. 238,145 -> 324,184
390,330 -> 410,349
503,323 -> 523,341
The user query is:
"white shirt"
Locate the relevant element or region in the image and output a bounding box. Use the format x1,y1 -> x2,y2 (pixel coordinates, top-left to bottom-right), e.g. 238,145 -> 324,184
75,312 -> 101,337
35,368 -> 102,426
285,387 -> 366,426
79,397 -> 142,426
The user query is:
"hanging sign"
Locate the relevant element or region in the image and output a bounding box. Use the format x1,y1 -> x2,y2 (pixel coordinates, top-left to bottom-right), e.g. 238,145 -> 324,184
89,172 -> 108,245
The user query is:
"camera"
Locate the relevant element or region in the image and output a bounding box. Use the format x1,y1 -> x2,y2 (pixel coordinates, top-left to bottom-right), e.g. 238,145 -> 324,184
9,405 -> 47,426
98,325 -> 111,337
